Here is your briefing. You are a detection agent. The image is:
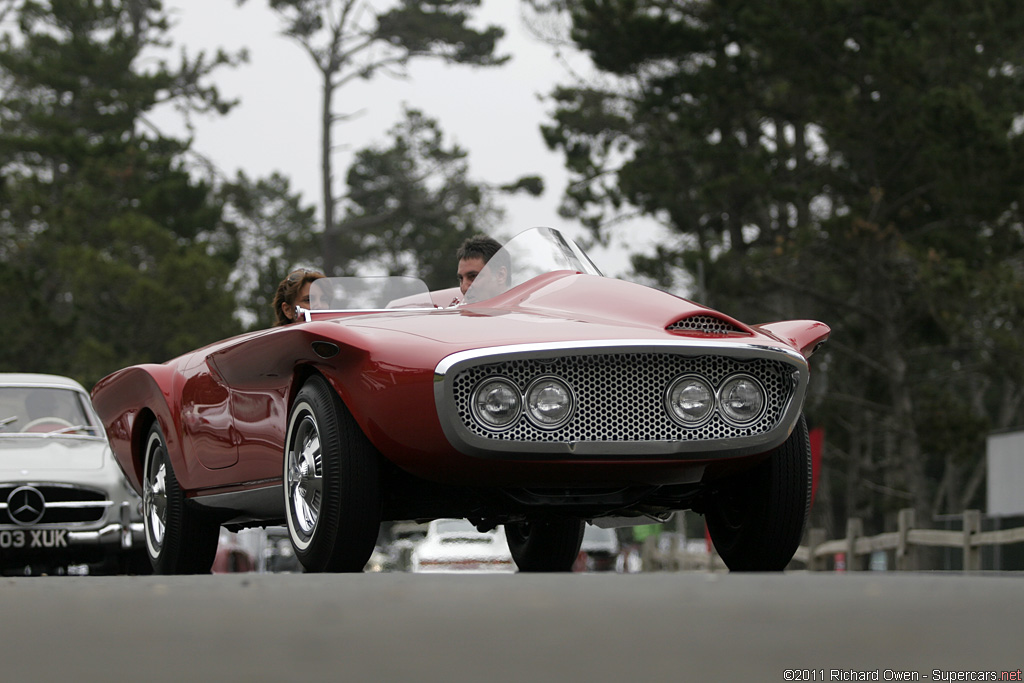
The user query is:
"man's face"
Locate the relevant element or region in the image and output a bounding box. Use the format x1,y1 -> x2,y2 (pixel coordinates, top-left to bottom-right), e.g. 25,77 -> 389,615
460,257 -> 508,303
457,256 -> 487,295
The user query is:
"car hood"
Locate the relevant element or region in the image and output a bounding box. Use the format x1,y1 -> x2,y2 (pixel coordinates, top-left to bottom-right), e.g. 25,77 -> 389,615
0,436 -> 108,472
332,272 -> 771,349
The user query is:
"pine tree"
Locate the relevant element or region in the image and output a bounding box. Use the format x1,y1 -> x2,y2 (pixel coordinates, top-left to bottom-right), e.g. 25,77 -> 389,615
0,0 -> 246,385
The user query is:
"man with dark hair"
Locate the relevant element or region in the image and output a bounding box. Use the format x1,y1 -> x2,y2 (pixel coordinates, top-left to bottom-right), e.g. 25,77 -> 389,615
455,235 -> 501,294
455,234 -> 509,303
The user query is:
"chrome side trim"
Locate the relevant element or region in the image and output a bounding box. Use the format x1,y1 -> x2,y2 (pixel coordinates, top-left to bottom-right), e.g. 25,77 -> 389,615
189,484 -> 285,522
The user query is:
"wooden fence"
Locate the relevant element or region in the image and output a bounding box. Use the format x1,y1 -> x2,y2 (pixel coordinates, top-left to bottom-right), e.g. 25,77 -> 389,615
794,508 -> 1024,571
643,508 -> 1024,572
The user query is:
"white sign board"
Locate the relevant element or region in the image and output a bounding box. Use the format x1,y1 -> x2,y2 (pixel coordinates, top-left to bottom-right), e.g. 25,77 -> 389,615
987,430 -> 1024,517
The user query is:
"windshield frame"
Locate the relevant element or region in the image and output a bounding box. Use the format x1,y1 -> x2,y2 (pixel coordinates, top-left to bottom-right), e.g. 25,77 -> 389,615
462,227 -> 603,305
293,228 -> 604,318
303,275 -> 435,318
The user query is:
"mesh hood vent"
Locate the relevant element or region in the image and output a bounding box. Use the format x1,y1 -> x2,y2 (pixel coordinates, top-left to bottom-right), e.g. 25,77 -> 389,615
667,315 -> 743,336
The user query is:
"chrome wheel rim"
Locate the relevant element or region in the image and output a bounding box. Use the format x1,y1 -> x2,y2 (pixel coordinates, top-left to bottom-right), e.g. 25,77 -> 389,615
286,411 -> 323,548
143,432 -> 168,555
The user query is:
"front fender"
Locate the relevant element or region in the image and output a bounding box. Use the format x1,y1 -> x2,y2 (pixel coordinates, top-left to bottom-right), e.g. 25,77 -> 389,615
91,364 -> 180,495
753,320 -> 830,359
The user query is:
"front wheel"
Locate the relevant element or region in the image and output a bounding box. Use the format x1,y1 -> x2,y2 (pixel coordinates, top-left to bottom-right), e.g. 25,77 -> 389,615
284,376 -> 381,572
705,415 -> 812,571
506,518 -> 585,572
142,423 -> 220,574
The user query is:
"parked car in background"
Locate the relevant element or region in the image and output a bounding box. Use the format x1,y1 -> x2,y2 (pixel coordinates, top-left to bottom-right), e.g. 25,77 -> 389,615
364,521 -> 430,572
212,529 -> 256,573
259,527 -> 302,573
388,521 -> 430,572
91,227 -> 828,575
410,518 -> 514,573
0,373 -> 146,575
574,524 -> 621,572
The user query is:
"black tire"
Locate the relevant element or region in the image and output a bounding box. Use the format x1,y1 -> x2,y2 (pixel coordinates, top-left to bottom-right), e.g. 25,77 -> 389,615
284,375 -> 381,572
705,415 -> 812,571
142,423 -> 220,574
90,548 -> 152,576
506,518 -> 585,572
117,548 -> 154,576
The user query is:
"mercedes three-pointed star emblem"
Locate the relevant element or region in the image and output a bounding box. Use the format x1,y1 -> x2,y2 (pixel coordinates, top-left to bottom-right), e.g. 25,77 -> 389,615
7,486 -> 46,526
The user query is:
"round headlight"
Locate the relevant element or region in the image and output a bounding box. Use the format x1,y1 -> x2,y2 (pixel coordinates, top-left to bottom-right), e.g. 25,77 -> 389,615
719,374 -> 766,425
666,376 -> 714,426
471,378 -> 522,430
525,377 -> 574,429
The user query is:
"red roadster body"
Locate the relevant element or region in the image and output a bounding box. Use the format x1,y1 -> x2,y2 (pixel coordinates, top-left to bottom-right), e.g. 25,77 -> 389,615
91,227 -> 828,573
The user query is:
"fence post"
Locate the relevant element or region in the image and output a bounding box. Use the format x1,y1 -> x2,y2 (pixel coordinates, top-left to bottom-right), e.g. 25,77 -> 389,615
641,535 -> 659,571
846,518 -> 863,571
896,508 -> 916,571
963,509 -> 982,572
667,533 -> 680,571
806,528 -> 826,571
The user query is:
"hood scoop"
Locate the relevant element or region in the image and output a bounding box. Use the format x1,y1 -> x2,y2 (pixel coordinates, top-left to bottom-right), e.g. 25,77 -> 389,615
667,314 -> 745,336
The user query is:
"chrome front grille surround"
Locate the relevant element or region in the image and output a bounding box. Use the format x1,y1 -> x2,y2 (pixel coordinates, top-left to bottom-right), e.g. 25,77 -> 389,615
434,340 -> 809,460
0,484 -> 110,526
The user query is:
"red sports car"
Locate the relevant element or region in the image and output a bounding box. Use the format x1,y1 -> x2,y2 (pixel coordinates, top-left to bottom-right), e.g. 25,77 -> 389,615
91,227 -> 828,574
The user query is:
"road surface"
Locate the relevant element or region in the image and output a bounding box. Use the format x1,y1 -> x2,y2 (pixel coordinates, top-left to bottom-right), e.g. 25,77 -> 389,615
1,572 -> 1020,682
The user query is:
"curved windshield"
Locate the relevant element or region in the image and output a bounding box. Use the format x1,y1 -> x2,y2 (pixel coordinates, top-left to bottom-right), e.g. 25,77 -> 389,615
308,275 -> 433,312
0,386 -> 101,438
463,227 -> 603,304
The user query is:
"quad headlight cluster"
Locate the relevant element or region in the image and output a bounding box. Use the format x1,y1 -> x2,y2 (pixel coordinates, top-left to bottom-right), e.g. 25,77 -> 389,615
665,373 -> 766,428
470,371 -> 767,433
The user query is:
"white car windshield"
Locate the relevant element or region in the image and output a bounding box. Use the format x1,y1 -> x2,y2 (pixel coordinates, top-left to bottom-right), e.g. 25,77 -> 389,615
463,226 -> 603,304
0,386 -> 100,437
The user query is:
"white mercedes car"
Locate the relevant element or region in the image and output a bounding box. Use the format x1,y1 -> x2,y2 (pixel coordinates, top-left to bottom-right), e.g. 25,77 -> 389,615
410,518 -> 515,573
0,373 -> 147,575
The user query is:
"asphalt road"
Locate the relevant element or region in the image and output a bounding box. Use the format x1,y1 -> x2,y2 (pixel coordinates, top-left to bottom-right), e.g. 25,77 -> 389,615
1,572 -> 1021,682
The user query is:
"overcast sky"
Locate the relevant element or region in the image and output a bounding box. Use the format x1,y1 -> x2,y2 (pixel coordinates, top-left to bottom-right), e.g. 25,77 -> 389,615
154,0 -> 667,278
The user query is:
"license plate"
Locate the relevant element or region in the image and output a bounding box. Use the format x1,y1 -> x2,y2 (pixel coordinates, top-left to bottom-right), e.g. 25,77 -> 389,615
0,528 -> 69,550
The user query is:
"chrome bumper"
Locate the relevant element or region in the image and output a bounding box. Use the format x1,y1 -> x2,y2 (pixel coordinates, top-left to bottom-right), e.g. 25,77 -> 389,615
67,521 -> 146,549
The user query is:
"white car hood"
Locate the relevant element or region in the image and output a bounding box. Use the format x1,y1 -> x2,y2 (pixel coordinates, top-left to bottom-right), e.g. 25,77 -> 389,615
0,436 -> 107,472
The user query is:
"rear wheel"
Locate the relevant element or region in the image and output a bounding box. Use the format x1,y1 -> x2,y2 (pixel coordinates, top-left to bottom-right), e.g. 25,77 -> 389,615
142,423 -> 220,574
506,518 -> 585,572
284,376 -> 381,572
705,415 -> 812,571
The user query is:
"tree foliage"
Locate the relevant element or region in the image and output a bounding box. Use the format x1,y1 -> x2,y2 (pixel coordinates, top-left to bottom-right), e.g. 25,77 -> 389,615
339,106 -> 500,289
0,0 -> 246,386
537,0 -> 1024,532
217,170 -> 319,328
239,0 -> 508,274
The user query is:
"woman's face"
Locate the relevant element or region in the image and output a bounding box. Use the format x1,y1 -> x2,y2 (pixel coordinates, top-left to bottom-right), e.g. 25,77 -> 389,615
294,282 -> 313,313
282,281 -> 328,322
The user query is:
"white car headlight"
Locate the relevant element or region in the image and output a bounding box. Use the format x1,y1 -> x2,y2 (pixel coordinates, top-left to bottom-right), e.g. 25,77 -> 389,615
525,377 -> 574,429
471,378 -> 522,430
719,374 -> 766,425
665,375 -> 714,426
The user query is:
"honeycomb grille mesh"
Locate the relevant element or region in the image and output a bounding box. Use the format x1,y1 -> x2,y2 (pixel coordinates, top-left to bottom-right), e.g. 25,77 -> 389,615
451,353 -> 793,443
667,315 -> 743,335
